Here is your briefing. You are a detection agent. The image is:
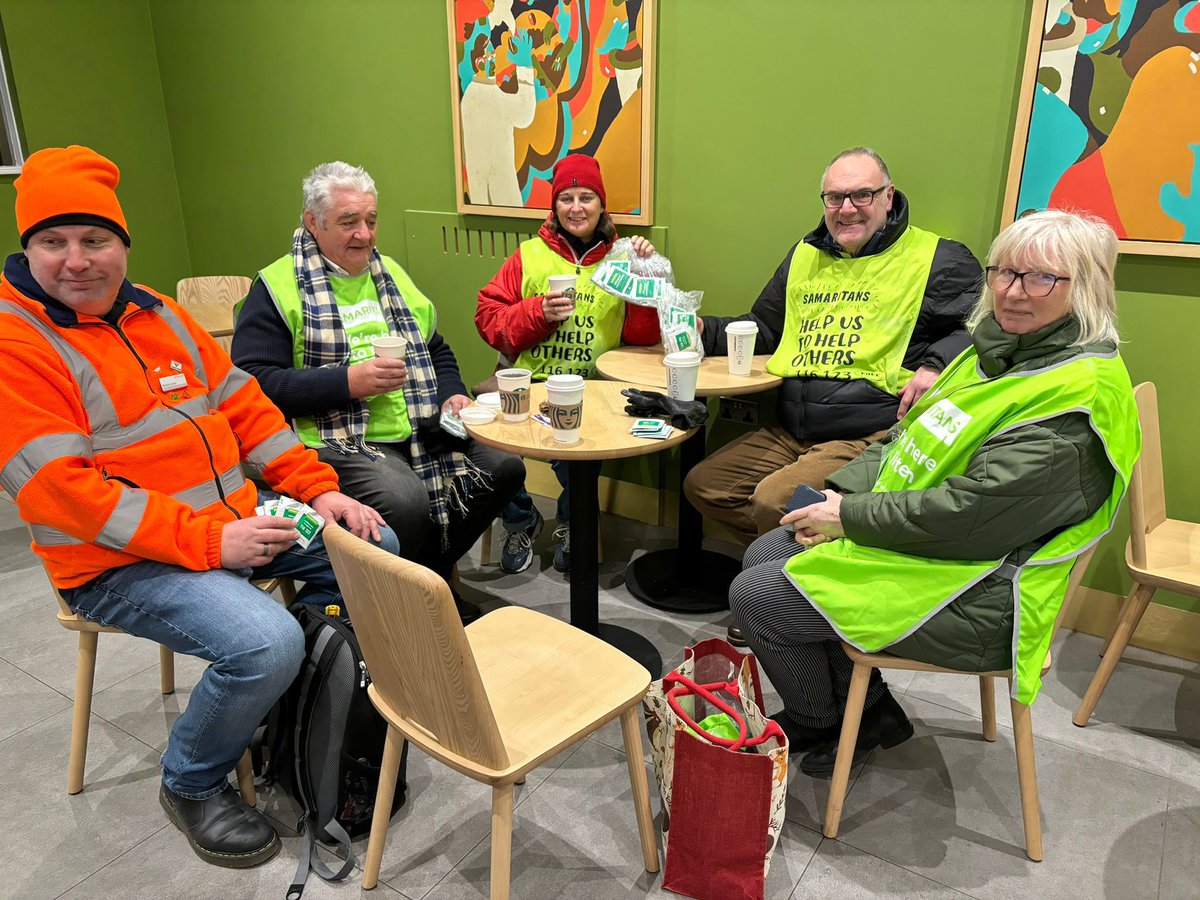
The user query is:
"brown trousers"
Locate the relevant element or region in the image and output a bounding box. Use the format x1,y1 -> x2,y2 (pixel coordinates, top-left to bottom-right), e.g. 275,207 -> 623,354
683,425 -> 888,545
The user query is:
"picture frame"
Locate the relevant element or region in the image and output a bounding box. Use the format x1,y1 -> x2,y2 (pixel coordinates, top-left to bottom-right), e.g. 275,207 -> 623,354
1002,0 -> 1200,258
446,0 -> 655,225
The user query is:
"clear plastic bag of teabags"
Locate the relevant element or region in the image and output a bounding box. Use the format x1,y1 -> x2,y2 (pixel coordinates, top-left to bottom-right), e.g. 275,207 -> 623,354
590,238 -> 703,356
659,287 -> 704,355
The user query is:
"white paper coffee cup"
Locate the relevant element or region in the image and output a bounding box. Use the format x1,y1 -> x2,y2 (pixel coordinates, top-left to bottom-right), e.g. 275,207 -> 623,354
372,335 -> 407,359
495,368 -> 533,422
663,350 -> 702,401
545,374 -> 585,444
546,274 -> 577,315
725,321 -> 759,376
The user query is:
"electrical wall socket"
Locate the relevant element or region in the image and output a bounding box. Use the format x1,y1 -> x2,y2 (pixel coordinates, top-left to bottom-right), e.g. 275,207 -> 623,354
717,397 -> 759,426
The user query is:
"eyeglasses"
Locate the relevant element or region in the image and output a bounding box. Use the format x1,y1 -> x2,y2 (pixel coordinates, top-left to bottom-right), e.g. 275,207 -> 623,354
984,266 -> 1071,298
820,185 -> 889,209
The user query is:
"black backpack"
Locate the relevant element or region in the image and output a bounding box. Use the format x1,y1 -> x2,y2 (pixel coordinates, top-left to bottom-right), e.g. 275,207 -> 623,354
260,602 -> 409,899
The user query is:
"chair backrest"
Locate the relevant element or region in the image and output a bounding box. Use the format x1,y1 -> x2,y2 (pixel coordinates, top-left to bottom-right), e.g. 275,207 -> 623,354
21,521 -> 101,626
1048,543 -> 1098,646
1127,382 -> 1163,569
176,275 -> 252,352
176,275 -> 252,308
322,524 -> 510,770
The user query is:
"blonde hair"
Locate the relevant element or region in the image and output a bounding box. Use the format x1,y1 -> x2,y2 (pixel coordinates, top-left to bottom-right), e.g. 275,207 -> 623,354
967,209 -> 1120,346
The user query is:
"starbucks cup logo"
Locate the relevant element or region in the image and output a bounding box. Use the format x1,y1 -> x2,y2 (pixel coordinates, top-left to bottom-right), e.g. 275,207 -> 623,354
548,402 -> 582,430
500,387 -> 530,415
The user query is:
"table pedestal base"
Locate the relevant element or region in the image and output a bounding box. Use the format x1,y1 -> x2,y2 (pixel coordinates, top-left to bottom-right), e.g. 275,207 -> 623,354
597,624 -> 663,680
625,548 -> 741,613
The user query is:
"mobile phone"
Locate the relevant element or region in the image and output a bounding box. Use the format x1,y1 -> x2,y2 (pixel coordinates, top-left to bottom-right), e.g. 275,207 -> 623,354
786,483 -> 826,513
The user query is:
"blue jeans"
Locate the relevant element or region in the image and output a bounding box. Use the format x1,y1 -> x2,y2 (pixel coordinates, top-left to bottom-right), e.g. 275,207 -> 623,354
68,508 -> 399,799
500,460 -> 570,530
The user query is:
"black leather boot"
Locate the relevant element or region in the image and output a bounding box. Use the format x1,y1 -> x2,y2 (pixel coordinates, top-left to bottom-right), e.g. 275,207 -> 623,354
769,710 -> 840,754
160,782 -> 281,868
726,623 -> 748,647
800,689 -> 914,777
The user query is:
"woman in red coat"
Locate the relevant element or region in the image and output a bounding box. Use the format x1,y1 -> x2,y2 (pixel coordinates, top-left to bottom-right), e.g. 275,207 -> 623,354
475,154 -> 659,574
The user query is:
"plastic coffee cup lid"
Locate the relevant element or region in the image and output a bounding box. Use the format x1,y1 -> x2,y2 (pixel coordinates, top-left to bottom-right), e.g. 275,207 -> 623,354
459,407 -> 496,425
664,350 -> 702,366
475,392 -> 501,409
546,374 -> 585,387
725,321 -> 759,334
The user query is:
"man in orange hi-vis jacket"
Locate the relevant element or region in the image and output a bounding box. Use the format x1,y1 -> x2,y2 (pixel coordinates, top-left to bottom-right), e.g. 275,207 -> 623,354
0,146 -> 398,870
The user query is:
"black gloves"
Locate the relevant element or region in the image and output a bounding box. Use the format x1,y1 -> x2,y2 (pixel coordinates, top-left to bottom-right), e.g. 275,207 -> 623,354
621,388 -> 709,430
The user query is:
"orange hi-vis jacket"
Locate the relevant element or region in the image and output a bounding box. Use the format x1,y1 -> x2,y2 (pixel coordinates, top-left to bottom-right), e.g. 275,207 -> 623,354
0,260 -> 339,589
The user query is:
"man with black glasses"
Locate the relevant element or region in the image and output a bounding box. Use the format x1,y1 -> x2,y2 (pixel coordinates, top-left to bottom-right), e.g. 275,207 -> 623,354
689,147 -> 982,636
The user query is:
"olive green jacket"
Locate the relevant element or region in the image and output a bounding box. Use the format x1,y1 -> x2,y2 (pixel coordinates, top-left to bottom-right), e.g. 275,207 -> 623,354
827,315 -> 1115,671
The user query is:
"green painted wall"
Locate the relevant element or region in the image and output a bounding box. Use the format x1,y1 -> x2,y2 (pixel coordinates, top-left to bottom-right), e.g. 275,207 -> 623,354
9,1 -> 1190,610
0,0 -> 189,290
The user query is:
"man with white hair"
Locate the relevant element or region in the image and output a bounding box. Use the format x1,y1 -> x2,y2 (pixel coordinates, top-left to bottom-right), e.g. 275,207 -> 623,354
233,162 -> 527,615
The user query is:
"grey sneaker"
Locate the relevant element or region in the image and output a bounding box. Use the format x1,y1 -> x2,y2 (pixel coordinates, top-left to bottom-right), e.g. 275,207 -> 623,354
500,507 -> 544,574
552,523 -> 571,573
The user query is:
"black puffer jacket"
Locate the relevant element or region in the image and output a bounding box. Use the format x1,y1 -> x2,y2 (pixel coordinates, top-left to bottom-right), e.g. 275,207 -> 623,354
700,192 -> 981,442
828,316 -> 1117,671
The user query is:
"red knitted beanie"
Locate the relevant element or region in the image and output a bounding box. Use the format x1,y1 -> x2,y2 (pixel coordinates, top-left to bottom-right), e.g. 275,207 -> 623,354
550,154 -> 606,207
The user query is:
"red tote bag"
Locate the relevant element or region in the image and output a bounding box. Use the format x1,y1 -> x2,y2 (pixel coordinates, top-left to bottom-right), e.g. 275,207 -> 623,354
643,638 -> 789,900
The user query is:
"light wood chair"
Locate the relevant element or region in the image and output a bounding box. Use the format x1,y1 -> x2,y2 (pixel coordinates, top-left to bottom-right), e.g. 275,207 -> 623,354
32,520 -> 293,801
322,523 -> 659,899
1074,382 -> 1195,727
823,544 -> 1098,862
176,275 -> 252,351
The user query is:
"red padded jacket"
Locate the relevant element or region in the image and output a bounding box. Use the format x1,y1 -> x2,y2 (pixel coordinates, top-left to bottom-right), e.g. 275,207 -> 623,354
474,220 -> 660,361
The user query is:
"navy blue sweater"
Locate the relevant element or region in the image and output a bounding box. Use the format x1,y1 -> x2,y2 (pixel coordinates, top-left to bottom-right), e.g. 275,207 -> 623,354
231,275 -> 469,421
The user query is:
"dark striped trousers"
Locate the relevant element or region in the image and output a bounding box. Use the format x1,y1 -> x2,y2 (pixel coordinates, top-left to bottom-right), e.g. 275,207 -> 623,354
729,527 -> 889,728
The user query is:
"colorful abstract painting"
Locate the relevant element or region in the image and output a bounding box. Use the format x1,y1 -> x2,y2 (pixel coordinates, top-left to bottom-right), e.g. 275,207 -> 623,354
1004,0 -> 1200,256
447,0 -> 655,224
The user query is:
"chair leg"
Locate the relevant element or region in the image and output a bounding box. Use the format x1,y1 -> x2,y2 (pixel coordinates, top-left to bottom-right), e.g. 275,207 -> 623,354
823,662 -> 871,839
490,782 -> 514,900
481,525 -> 494,566
280,577 -> 297,604
979,676 -> 997,742
1073,582 -> 1155,727
235,749 -> 256,806
619,705 -> 660,873
1010,692 -> 1043,862
159,644 -> 175,695
68,631 -> 100,795
363,725 -> 405,890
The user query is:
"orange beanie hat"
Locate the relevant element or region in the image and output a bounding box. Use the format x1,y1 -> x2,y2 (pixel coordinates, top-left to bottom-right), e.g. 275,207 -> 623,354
15,145 -> 130,247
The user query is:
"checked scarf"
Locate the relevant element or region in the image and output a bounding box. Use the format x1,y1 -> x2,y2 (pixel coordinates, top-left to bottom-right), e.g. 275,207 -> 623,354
292,225 -> 482,543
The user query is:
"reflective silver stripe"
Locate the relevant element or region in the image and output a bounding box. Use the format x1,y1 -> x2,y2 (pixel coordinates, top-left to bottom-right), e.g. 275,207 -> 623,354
208,366 -> 256,408
975,349 -> 1118,380
172,463 -> 247,510
91,397 -> 210,452
0,303 -> 119,434
153,303 -> 208,387
30,523 -> 82,546
95,489 -> 149,550
244,428 -> 303,471
1,432 -> 93,496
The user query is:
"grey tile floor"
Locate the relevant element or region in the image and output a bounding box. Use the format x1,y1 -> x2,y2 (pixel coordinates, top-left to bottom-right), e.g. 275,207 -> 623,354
1,494 -> 1197,899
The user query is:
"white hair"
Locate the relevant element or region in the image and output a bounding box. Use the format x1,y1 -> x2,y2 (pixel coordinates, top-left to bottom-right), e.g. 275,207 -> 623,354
302,161 -> 376,226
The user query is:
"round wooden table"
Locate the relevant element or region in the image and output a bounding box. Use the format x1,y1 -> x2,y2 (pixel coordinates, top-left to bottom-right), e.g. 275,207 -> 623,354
464,379 -> 695,677
596,346 -> 782,614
